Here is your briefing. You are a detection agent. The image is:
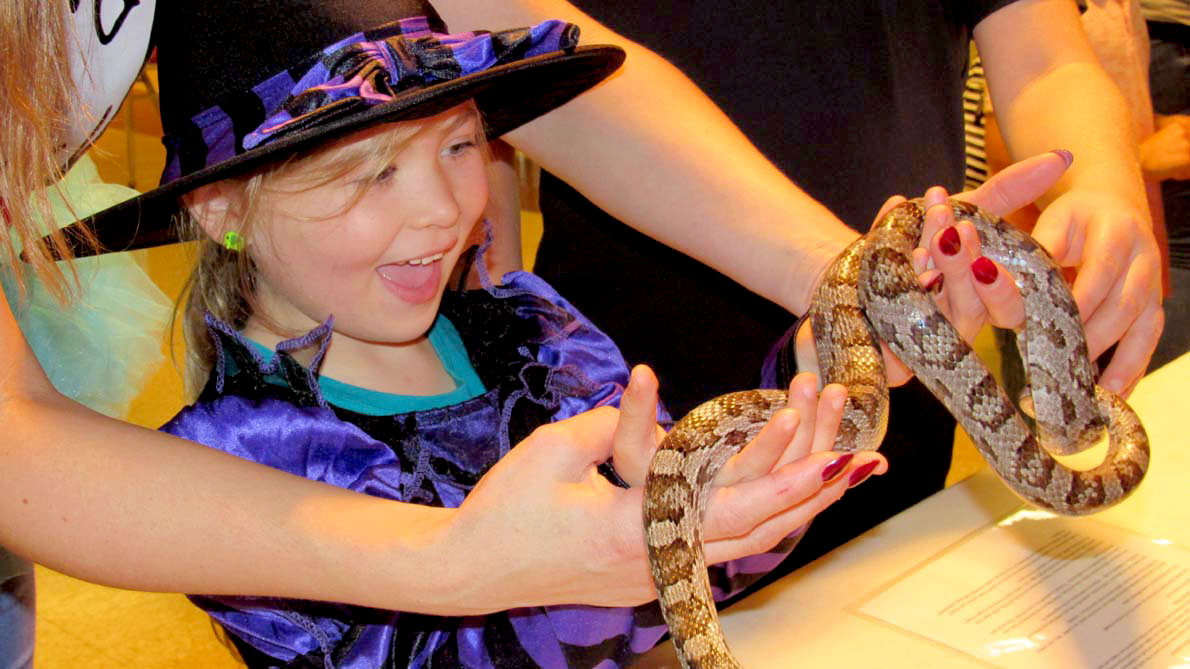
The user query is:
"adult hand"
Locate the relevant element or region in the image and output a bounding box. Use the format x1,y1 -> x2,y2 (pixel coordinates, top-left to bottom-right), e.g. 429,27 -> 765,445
1029,181 -> 1164,396
610,365 -> 882,482
444,405 -> 655,612
1140,115 -> 1190,182
447,365 -> 884,612
797,151 -> 1073,386
609,365 -> 885,568
973,142 -> 1165,398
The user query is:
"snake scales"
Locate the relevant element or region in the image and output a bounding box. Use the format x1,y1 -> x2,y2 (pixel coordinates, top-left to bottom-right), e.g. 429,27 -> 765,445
642,198 -> 1151,668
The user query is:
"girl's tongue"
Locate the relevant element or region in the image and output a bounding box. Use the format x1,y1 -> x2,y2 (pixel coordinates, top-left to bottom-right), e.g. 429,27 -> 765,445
378,260 -> 441,304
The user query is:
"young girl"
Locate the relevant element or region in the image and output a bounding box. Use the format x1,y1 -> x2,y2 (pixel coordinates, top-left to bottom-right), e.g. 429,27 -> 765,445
65,1 -> 885,666
176,103 -> 860,666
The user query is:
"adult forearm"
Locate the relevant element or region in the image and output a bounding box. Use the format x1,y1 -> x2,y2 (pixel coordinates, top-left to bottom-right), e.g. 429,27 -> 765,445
977,0 -> 1149,217
994,61 -> 1148,216
975,0 -> 1163,392
0,290 -> 464,612
438,1 -> 857,315
0,386 -> 466,611
508,44 -> 854,315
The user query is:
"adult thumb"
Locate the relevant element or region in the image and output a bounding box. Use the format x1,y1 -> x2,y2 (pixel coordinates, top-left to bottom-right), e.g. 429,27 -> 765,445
959,150 -> 1072,216
610,365 -> 664,486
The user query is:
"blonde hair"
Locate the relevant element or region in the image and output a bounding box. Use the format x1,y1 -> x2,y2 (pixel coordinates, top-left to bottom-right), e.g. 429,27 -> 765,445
0,3 -> 98,302
180,107 -> 485,396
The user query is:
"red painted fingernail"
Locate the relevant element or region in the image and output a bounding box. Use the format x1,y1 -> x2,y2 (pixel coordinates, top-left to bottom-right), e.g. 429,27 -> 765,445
939,226 -> 961,256
821,453 -> 854,482
848,460 -> 880,488
1051,149 -> 1074,168
925,273 -> 944,294
972,256 -> 998,284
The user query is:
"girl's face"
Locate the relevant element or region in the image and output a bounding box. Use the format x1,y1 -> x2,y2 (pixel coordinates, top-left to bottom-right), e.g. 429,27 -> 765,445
246,105 -> 488,348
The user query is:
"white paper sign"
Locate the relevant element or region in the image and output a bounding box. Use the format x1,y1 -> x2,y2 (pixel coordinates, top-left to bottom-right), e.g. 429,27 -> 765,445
855,510 -> 1190,668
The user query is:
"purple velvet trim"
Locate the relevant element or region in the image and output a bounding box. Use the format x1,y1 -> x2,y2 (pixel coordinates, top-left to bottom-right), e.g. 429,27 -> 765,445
203,311 -> 335,407
162,19 -> 579,184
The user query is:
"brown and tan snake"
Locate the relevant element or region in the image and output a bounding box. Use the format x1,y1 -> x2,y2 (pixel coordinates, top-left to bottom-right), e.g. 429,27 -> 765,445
642,198 -> 1151,668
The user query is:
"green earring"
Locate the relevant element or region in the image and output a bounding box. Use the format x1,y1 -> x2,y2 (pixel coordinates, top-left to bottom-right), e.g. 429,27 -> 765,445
223,231 -> 245,252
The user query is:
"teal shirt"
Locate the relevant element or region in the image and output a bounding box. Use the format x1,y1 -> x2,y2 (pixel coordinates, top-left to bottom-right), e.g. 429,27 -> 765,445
246,315 -> 485,415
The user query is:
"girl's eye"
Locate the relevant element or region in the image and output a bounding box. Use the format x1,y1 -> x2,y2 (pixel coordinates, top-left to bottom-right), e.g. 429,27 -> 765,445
373,165 -> 397,183
444,139 -> 477,157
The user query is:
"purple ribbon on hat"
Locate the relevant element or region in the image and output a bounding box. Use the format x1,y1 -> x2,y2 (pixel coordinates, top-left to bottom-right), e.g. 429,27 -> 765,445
161,17 -> 579,184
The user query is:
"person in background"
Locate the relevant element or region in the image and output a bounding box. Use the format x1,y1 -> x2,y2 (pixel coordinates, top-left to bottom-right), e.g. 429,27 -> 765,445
982,0 -> 1187,369
1136,0 -> 1188,368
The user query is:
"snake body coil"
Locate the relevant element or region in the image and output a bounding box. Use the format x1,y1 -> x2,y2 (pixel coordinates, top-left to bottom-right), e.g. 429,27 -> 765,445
643,199 -> 1150,668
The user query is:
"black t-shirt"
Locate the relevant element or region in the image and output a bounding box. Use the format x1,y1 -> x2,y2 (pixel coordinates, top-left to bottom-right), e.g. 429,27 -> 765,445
538,1 -> 1018,415
535,0 -> 1020,574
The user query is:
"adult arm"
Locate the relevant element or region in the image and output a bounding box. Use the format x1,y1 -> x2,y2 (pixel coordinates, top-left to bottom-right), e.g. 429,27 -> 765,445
1078,0 -> 1171,299
976,0 -> 1165,394
437,1 -> 1054,385
0,295 -> 449,607
435,0 -> 857,318
2,287 -> 856,612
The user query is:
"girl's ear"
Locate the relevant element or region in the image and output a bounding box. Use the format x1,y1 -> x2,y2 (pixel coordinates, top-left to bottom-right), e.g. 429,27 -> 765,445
183,182 -> 241,243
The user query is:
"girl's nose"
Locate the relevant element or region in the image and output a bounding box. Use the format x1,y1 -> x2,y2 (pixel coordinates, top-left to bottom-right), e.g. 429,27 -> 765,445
408,165 -> 462,230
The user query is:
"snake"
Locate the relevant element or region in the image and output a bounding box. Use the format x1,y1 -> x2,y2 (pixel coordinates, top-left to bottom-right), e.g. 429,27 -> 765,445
642,198 -> 1151,668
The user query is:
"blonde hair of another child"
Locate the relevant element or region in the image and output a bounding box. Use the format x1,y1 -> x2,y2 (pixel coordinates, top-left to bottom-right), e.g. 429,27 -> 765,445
0,3 -> 98,301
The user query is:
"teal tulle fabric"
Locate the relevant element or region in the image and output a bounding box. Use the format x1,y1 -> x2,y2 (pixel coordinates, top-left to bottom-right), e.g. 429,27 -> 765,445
3,156 -> 171,418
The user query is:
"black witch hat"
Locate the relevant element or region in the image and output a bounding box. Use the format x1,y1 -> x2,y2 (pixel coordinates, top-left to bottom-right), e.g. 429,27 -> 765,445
51,0 -> 623,256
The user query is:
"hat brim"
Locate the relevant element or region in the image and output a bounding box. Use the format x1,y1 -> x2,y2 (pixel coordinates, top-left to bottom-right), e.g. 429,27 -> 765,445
55,44 -> 624,257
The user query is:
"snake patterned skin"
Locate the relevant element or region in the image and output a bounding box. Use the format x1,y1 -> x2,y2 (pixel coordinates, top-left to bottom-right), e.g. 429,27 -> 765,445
642,198 -> 1150,668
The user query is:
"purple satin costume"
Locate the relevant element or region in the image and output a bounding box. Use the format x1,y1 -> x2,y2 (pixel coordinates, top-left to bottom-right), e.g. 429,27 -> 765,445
162,269 -> 799,668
